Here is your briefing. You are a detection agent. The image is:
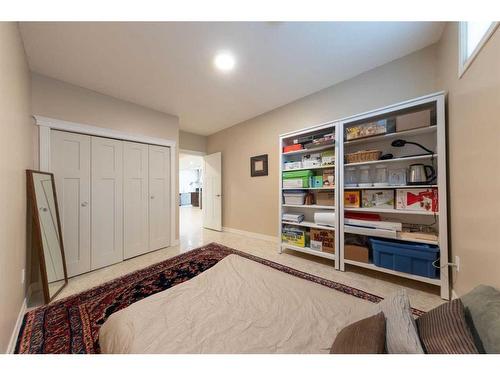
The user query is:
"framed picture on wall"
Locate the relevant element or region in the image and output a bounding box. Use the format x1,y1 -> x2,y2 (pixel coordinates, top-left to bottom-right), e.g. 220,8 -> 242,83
250,154 -> 268,177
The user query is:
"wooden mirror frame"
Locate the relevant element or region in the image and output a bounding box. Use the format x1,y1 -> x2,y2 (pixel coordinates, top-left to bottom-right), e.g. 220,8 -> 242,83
27,170 -> 68,303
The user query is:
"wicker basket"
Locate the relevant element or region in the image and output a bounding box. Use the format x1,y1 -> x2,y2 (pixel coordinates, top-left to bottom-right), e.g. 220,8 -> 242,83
345,150 -> 382,164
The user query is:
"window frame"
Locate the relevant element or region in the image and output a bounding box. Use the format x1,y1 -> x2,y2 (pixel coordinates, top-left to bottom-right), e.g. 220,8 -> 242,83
458,21 -> 499,78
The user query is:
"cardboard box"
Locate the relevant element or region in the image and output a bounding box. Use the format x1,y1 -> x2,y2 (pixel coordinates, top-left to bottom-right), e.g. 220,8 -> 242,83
302,152 -> 321,167
396,188 -> 438,212
283,144 -> 302,153
345,119 -> 395,140
362,190 -> 395,209
311,176 -> 323,188
322,168 -> 334,187
344,191 -> 361,208
317,191 -> 334,206
344,244 -> 370,263
321,150 -> 335,166
282,226 -> 308,247
396,109 -> 432,132
310,228 -> 335,253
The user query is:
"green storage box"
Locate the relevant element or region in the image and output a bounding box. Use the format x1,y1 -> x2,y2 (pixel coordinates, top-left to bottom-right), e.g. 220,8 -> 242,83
282,170 -> 313,188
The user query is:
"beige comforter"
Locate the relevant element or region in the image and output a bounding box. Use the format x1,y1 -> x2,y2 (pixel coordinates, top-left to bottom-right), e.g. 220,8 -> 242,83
99,254 -> 374,353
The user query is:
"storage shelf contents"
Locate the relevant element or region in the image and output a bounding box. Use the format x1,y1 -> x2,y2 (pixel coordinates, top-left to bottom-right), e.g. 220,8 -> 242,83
341,93 -> 449,299
279,92 -> 449,299
280,123 -> 337,263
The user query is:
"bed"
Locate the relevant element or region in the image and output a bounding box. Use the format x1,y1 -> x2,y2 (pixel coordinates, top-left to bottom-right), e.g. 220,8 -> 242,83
99,254 -> 375,354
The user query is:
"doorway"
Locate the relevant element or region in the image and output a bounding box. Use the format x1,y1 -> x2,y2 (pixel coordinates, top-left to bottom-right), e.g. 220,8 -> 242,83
179,151 -> 204,247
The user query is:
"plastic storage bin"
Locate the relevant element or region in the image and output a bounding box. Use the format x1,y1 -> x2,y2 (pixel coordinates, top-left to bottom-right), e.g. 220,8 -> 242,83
368,238 -> 439,279
282,170 -> 313,188
283,190 -> 307,205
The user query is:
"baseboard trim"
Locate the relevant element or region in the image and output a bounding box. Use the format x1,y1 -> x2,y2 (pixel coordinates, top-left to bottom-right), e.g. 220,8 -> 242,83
6,298 -> 27,354
170,239 -> 180,246
222,227 -> 278,243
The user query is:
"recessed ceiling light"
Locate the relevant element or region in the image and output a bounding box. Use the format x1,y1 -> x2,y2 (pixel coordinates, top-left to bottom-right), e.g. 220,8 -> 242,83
214,51 -> 236,72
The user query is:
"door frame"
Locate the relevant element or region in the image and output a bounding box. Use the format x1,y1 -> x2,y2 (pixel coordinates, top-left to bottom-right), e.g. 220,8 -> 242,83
34,115 -> 178,247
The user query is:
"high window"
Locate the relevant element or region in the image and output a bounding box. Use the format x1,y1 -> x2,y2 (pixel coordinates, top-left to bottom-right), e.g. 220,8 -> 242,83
459,22 -> 499,77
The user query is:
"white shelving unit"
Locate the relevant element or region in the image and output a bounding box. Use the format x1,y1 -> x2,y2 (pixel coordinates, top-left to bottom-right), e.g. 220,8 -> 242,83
278,92 -> 450,299
279,122 -> 340,268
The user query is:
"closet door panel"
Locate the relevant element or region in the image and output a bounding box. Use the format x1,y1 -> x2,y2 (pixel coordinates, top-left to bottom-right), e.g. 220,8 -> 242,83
51,130 -> 91,277
148,145 -> 171,250
91,137 -> 124,269
123,141 -> 149,259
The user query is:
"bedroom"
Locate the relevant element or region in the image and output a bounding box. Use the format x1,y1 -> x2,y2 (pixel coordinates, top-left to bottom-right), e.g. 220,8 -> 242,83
1,0 -> 500,372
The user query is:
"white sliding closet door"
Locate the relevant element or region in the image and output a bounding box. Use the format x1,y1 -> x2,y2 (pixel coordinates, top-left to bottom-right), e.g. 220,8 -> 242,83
123,141 -> 149,259
51,130 -> 91,277
91,137 -> 124,269
148,145 -> 171,250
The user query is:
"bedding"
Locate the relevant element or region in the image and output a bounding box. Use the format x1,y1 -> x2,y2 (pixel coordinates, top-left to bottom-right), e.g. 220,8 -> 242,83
99,254 -> 375,354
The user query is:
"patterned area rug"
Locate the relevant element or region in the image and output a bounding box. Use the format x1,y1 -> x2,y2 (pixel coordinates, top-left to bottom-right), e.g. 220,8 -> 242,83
15,242 -> 424,354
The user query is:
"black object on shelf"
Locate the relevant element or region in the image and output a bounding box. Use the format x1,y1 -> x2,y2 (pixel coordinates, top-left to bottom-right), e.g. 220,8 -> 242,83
380,153 -> 394,160
391,139 -> 434,155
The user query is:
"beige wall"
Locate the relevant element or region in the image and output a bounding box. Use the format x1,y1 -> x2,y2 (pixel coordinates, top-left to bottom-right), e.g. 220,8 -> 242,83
31,73 -> 181,240
0,23 -> 33,352
180,130 -> 207,153
437,24 -> 500,296
208,45 -> 439,236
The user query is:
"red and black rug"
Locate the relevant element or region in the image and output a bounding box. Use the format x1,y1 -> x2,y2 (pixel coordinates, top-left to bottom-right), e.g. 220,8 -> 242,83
15,242 -> 423,354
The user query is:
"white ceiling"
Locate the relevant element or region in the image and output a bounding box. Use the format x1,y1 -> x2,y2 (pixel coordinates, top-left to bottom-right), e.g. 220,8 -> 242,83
20,22 -> 445,136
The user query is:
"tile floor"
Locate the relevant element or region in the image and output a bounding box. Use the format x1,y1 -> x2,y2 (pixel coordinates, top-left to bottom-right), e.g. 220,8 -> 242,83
45,205 -> 444,311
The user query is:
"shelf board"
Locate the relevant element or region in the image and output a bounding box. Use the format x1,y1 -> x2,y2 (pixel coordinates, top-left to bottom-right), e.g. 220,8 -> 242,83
344,126 -> 437,146
344,185 -> 437,190
344,207 -> 438,216
344,154 -> 437,167
281,243 -> 336,260
344,225 -> 438,245
282,220 -> 335,231
282,204 -> 335,210
282,143 -> 335,156
282,187 -> 335,190
283,164 -> 334,172
344,259 -> 441,286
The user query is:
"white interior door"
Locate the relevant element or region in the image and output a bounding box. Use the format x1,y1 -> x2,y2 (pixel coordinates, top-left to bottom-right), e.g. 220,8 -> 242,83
51,130 -> 91,277
91,137 -> 124,270
148,145 -> 171,250
123,141 -> 149,259
203,152 -> 222,231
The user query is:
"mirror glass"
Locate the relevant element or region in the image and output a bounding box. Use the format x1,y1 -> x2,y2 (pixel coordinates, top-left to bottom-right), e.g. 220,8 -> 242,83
29,171 -> 67,302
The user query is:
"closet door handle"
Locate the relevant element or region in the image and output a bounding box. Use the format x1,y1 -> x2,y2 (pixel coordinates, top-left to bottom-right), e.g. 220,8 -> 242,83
81,201 -> 88,207
39,207 -> 48,212
150,195 -> 155,200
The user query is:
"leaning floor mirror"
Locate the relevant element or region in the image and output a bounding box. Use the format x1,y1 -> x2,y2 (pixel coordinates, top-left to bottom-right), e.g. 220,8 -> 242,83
27,170 -> 68,303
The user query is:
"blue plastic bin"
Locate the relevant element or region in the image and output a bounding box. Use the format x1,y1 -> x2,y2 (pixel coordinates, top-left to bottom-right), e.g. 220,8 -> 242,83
368,238 -> 440,279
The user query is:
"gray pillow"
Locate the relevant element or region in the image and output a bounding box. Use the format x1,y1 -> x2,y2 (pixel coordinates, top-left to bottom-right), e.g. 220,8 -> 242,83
371,289 -> 424,354
461,285 -> 500,354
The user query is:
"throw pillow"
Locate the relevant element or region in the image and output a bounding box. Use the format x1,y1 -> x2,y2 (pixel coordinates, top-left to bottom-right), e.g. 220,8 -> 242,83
330,312 -> 386,354
416,299 -> 479,354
